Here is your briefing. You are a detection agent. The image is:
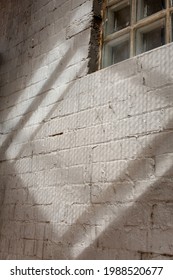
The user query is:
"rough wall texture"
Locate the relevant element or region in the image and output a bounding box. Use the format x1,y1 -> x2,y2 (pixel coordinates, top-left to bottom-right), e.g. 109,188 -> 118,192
0,0 -> 173,260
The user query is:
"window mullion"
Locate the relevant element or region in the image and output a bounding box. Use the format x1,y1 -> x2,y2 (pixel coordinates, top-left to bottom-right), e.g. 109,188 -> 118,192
134,10 -> 166,30
130,0 -> 136,57
166,0 -> 171,43
104,26 -> 131,43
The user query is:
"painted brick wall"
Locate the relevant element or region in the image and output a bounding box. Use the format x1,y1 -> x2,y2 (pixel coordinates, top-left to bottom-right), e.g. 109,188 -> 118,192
0,0 -> 173,259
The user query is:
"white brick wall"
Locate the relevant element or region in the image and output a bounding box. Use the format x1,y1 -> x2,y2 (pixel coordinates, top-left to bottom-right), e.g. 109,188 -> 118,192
0,0 -> 173,260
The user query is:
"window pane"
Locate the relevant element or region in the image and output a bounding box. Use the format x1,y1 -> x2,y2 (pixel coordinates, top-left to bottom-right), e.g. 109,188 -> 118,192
106,2 -> 131,35
137,0 -> 165,20
103,35 -> 130,67
136,20 -> 165,54
143,27 -> 165,51
114,5 -> 130,31
170,0 -> 173,6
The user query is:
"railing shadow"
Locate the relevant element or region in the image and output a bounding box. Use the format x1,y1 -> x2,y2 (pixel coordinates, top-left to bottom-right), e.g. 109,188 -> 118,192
41,59 -> 173,259
0,0 -> 173,259
1,58 -> 173,259
44,124 -> 173,259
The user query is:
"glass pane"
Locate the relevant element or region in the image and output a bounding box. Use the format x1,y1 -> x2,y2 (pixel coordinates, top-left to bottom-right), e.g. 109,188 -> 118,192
103,35 -> 130,67
106,2 -> 131,35
137,0 -> 165,20
114,5 -> 131,31
143,27 -> 165,51
112,40 -> 130,63
136,21 -> 165,55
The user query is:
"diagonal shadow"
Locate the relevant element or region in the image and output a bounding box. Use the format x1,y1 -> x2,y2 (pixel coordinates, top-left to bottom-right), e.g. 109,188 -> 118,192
1,127 -> 173,259
0,0 -> 173,259
0,65 -> 173,259
77,163 -> 173,259
1,61 -> 173,259
39,60 -> 173,259
44,125 -> 173,259
0,46 -> 76,157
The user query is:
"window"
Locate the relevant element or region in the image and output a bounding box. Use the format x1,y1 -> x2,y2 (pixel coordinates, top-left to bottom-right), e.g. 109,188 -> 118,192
102,0 -> 173,67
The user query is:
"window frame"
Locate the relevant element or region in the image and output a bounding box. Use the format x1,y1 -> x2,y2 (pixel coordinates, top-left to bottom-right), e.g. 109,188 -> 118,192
102,0 -> 173,67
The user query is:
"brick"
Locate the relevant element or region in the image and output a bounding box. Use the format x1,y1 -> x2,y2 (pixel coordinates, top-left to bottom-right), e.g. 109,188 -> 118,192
4,188 -> 28,205
65,204 -> 95,225
35,240 -> 44,259
78,246 -> 141,260
72,0 -> 89,10
128,158 -> 155,181
162,107 -> 173,130
24,239 -> 35,256
92,162 -> 106,182
75,123 -> 114,147
141,252 -> 173,260
24,223 -> 36,239
138,131 -> 173,157
68,165 -> 84,184
60,184 -> 90,204
66,13 -> 92,39
59,146 -> 91,166
155,154 -> 173,177
32,153 -> 61,172
149,228 -> 173,255
28,187 -> 55,205
91,182 -> 134,203
106,160 -> 128,182
93,141 -> 122,162
97,226 -> 147,251
152,203 -> 173,228
35,223 -> 45,240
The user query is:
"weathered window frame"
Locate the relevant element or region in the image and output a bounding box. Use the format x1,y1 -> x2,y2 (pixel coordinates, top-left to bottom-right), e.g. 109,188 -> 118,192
102,0 -> 173,67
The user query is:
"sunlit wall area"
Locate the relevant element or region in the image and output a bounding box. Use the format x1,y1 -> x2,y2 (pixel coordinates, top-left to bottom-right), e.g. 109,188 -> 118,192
0,0 -> 173,260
